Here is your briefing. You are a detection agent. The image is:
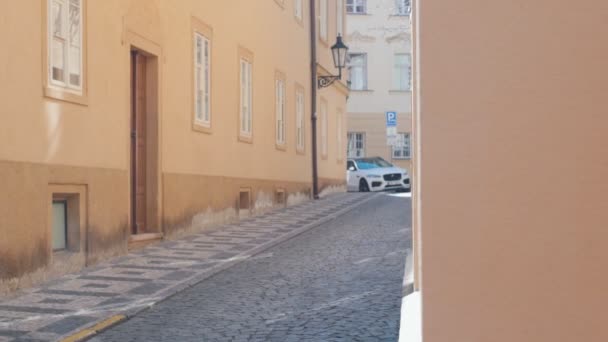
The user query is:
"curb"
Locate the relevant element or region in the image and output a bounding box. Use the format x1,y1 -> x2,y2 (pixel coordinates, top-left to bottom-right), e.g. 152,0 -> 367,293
60,315 -> 125,342
60,193 -> 382,342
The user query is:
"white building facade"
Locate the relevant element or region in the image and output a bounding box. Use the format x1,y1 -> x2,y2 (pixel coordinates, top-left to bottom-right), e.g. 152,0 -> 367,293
346,0 -> 412,171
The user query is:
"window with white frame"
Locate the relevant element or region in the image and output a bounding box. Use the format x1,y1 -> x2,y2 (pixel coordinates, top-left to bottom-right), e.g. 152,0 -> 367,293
393,53 -> 412,91
337,0 -> 344,36
240,58 -> 253,137
321,101 -> 328,156
348,53 -> 367,90
48,0 -> 83,92
294,0 -> 303,21
346,0 -> 366,14
347,132 -> 365,158
194,32 -> 211,126
392,133 -> 412,159
275,77 -> 286,145
296,89 -> 305,151
396,0 -> 411,15
319,0 -> 328,41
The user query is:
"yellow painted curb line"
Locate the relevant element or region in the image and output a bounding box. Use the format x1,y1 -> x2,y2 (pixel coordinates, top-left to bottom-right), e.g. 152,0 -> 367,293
60,315 -> 126,342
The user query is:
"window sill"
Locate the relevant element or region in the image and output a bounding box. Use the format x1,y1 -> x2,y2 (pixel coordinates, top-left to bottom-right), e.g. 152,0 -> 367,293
319,37 -> 329,48
296,148 -> 306,156
295,16 -> 304,27
321,154 -> 328,160
44,87 -> 88,106
392,157 -> 412,161
389,89 -> 412,93
275,143 -> 287,151
192,122 -> 212,134
238,134 -> 253,144
346,13 -> 370,16
389,14 -> 412,17
349,89 -> 374,93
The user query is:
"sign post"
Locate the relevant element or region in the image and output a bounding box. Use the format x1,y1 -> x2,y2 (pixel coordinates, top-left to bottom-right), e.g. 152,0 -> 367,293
386,111 -> 398,145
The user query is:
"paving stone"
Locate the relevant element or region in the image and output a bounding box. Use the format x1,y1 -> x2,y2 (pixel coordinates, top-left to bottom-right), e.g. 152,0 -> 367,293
119,271 -> 145,276
0,306 -> 71,315
78,276 -> 149,283
94,194 -> 408,341
160,271 -> 195,282
37,298 -> 72,305
187,263 -> 217,270
95,297 -> 131,308
210,252 -> 238,260
128,283 -> 167,296
0,193 -> 374,341
229,245 -> 255,252
0,329 -> 25,337
38,316 -> 96,335
38,289 -> 115,298
113,265 -> 179,272
82,283 -> 111,289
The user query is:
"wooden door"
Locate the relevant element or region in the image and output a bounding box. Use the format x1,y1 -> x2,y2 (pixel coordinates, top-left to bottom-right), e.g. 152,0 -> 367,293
131,51 -> 147,234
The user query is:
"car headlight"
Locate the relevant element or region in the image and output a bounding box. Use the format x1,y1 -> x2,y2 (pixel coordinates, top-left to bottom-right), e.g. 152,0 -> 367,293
367,175 -> 382,179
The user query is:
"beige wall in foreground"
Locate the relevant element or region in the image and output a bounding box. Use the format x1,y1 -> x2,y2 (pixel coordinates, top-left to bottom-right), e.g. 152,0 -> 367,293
415,0 -> 608,341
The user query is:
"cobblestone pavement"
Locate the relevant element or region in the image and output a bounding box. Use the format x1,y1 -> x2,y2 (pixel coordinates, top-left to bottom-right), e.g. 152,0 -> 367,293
0,193 -> 377,342
93,193 -> 411,342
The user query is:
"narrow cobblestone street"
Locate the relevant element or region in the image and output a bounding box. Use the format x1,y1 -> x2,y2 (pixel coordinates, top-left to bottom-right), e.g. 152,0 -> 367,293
92,193 -> 410,341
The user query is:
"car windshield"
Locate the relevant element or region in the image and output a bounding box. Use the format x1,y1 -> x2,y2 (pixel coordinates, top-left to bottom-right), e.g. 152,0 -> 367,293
355,158 -> 393,170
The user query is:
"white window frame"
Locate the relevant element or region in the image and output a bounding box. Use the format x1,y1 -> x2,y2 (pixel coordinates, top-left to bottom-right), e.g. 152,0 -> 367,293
294,0 -> 303,21
346,0 -> 366,14
347,132 -> 365,158
48,0 -> 83,94
296,88 -> 305,152
240,58 -> 253,137
393,53 -> 412,91
392,133 -> 412,159
321,100 -> 328,157
348,53 -> 368,90
275,77 -> 286,146
194,32 -> 211,127
395,0 -> 412,15
319,0 -> 328,41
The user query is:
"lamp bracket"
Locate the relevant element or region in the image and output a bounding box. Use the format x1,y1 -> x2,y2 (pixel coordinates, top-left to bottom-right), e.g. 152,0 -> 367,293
318,75 -> 341,89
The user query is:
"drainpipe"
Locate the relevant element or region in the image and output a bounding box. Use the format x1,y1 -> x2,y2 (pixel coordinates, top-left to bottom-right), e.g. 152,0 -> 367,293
309,0 -> 320,199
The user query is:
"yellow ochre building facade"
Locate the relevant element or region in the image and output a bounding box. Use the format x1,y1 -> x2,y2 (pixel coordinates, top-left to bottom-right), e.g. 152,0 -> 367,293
0,0 -> 348,293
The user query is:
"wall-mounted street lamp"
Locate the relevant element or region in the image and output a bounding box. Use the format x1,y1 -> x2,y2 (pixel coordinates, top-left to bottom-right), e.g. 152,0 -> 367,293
318,35 -> 349,89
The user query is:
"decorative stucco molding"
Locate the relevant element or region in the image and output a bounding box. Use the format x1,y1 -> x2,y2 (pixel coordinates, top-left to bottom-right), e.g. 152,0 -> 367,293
386,32 -> 411,44
347,31 -> 376,43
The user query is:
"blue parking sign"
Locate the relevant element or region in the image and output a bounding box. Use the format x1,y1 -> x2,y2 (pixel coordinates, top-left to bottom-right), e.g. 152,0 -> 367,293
386,111 -> 397,127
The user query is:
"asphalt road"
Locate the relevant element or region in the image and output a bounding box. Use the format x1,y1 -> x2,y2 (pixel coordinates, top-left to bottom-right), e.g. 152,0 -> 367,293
92,193 -> 411,342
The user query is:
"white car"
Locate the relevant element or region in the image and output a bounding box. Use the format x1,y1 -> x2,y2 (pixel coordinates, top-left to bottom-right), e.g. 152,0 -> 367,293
347,157 -> 411,192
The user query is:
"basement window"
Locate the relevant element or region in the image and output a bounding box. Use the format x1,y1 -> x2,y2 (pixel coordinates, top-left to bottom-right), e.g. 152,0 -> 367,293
50,191 -> 82,253
52,200 -> 68,251
239,189 -> 251,211
275,189 -> 286,206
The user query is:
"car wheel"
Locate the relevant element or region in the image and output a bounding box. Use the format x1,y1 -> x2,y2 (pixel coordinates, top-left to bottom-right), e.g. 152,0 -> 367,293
359,179 -> 370,192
